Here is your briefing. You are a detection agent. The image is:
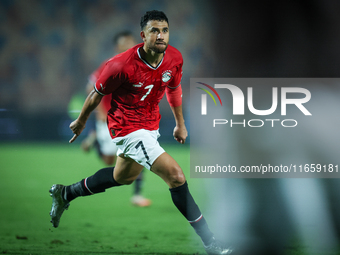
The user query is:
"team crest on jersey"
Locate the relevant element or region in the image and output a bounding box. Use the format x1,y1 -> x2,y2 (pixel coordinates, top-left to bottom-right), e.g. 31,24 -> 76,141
162,70 -> 172,83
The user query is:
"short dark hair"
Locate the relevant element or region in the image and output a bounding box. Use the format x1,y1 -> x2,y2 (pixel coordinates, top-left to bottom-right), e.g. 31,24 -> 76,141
112,31 -> 133,45
140,10 -> 169,30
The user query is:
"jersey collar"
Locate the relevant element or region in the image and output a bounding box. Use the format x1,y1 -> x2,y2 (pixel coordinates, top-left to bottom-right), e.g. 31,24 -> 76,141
137,47 -> 165,70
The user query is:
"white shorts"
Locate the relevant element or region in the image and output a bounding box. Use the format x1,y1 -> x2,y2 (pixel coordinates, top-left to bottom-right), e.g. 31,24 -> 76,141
112,129 -> 165,170
95,120 -> 118,156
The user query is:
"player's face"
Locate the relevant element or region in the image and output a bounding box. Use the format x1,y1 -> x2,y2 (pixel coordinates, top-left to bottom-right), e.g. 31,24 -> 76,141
142,20 -> 169,54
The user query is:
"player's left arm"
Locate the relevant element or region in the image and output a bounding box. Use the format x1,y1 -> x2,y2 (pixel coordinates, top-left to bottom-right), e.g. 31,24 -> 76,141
166,82 -> 187,144
170,104 -> 188,144
166,60 -> 187,144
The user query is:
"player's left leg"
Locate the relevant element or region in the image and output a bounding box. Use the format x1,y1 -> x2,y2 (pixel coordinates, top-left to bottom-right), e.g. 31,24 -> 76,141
151,152 -> 213,243
151,152 -> 234,254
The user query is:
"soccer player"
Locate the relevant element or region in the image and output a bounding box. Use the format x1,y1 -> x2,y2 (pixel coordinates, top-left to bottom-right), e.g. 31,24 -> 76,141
81,31 -> 151,207
49,10 -> 233,255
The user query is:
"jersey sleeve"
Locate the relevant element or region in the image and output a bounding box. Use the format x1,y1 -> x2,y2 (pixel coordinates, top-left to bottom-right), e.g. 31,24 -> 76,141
94,61 -> 126,96
166,84 -> 182,107
166,62 -> 183,107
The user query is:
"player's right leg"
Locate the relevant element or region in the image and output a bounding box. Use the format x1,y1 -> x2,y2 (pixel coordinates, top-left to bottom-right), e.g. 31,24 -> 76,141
113,155 -> 144,184
96,123 -> 151,206
49,184 -> 70,228
49,156 -> 143,228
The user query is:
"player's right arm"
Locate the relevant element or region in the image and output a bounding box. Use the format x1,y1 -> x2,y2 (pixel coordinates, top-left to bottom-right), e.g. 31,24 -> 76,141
69,58 -> 124,143
86,79 -> 107,122
69,89 -> 103,143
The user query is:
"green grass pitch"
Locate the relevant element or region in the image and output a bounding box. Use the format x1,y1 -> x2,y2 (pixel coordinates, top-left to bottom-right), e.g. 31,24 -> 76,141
0,142 -> 325,255
0,142 -> 208,255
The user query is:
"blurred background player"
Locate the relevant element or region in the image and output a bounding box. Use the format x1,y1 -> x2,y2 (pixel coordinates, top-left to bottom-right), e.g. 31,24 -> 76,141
81,31 -> 151,207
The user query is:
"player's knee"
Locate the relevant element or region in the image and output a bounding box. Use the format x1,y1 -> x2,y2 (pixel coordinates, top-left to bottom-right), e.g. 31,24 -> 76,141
168,171 -> 186,188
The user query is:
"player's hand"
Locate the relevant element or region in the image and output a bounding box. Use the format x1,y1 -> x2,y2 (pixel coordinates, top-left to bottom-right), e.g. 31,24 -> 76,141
69,119 -> 86,143
173,125 -> 188,144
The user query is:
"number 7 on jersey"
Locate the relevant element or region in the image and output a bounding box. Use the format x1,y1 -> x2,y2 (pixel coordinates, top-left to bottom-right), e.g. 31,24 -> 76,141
140,85 -> 154,101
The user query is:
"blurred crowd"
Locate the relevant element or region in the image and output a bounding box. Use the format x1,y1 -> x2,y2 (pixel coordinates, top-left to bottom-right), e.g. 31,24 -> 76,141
0,0 -> 214,115
2,0 -> 340,113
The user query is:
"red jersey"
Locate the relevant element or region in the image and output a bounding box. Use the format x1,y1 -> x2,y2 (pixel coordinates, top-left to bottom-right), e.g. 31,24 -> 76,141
94,43 -> 183,138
